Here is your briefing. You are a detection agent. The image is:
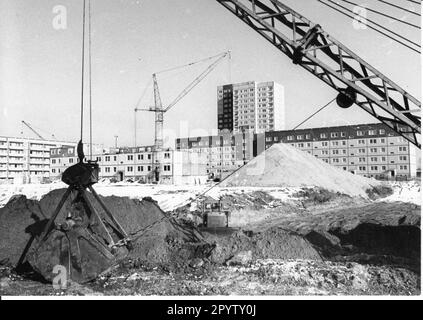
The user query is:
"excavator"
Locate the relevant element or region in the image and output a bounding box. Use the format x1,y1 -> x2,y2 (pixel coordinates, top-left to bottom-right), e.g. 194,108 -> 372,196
25,0 -> 420,284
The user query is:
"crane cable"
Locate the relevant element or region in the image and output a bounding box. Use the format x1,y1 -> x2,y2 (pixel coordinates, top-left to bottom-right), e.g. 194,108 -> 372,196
339,0 -> 420,29
80,0 -> 86,142
88,0 -> 93,160
373,0 -> 421,16
323,0 -> 420,48
319,0 -> 421,53
183,97 -> 337,207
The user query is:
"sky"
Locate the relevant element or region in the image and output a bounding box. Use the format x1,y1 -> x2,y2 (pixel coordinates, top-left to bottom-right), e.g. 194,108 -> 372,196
0,0 -> 421,149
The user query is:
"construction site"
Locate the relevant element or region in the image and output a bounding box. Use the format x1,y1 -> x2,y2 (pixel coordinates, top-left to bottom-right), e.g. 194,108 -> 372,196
0,0 -> 421,296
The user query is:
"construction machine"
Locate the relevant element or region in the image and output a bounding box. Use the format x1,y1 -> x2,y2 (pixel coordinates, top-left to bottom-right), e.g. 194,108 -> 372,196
134,51 -> 231,183
216,0 -> 421,149
26,0 -> 132,283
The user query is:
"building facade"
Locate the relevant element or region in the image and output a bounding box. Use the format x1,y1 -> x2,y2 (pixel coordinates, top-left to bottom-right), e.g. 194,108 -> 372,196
0,136 -> 76,184
264,123 -> 418,178
50,145 -> 208,185
176,130 -> 262,179
217,81 -> 285,133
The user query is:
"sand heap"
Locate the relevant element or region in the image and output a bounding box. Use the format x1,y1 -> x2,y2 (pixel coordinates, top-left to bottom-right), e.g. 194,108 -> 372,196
221,143 -> 381,197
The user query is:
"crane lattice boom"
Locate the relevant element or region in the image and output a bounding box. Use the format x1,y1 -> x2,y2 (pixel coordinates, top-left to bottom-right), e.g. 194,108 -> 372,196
216,0 -> 421,148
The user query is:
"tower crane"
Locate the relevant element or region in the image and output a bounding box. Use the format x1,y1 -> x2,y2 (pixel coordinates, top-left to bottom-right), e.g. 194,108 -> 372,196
21,120 -> 58,141
216,0 -> 421,148
134,51 -> 231,151
134,51 -> 231,182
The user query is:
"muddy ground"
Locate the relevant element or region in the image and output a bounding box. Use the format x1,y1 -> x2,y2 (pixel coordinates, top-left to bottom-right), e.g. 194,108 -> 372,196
0,187 -> 420,296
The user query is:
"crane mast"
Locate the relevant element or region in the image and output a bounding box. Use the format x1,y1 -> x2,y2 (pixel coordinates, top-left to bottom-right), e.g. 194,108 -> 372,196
216,0 -> 421,148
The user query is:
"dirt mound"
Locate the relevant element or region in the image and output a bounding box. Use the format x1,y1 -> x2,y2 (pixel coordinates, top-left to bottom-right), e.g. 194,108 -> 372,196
206,227 -> 322,264
220,143 -> 381,197
0,189 -> 206,272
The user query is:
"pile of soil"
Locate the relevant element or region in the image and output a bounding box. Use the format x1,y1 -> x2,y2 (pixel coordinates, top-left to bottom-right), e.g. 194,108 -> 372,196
220,143 -> 381,197
205,227 -> 322,264
0,189 -> 208,273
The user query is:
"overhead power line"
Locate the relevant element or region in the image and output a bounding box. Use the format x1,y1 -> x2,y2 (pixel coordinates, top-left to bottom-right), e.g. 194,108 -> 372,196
373,0 -> 421,16
339,0 -> 420,29
319,0 -> 421,54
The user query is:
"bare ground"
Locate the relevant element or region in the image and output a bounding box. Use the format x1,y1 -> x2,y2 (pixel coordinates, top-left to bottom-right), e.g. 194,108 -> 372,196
0,187 -> 420,296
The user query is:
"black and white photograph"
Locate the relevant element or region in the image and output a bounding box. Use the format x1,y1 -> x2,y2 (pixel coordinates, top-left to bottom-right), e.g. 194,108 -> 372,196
0,0 -> 421,301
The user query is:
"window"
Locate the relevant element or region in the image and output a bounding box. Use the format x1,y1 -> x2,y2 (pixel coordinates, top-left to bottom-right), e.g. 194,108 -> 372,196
69,158 -> 74,164
399,165 -> 408,170
359,166 -> 366,171
332,150 -> 339,155
399,146 -> 407,152
105,167 -> 110,173
330,132 -> 338,138
96,157 -> 101,162
164,165 -> 171,171
320,133 -> 327,139
52,159 -> 56,164
380,138 -> 386,143
359,148 -> 366,153
147,166 -> 151,171
127,166 -> 133,172
113,167 -> 117,172
358,139 -> 365,144
305,134 -> 311,139
341,132 -> 346,137
322,142 -> 328,147
369,130 -> 376,135
137,166 -> 143,172
357,131 -> 364,136
164,153 -> 170,159
399,156 -> 407,161
371,157 -> 377,162
147,154 -> 151,160
105,156 -> 110,162
127,155 -> 133,161
297,135 -> 303,140
138,154 -> 144,160
287,135 -> 294,141
359,157 -> 366,162
371,166 -> 378,171
369,139 -> 377,144
379,129 -> 385,135
52,169 -> 56,173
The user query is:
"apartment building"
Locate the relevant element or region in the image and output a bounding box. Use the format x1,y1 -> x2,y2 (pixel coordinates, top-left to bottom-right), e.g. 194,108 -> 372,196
0,136 -> 76,184
264,123 -> 418,178
217,81 -> 285,133
176,130 -> 261,179
50,145 -> 208,185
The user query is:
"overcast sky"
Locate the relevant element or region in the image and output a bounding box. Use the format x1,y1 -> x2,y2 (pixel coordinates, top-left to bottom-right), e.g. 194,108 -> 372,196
0,0 -> 420,148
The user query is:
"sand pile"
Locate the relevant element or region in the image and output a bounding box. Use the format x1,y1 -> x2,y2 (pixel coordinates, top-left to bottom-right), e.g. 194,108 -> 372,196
0,189 -> 205,270
220,143 -> 381,197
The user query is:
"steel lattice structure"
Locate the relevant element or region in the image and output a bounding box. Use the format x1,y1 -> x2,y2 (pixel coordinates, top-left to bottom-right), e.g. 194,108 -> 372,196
217,0 -> 421,148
